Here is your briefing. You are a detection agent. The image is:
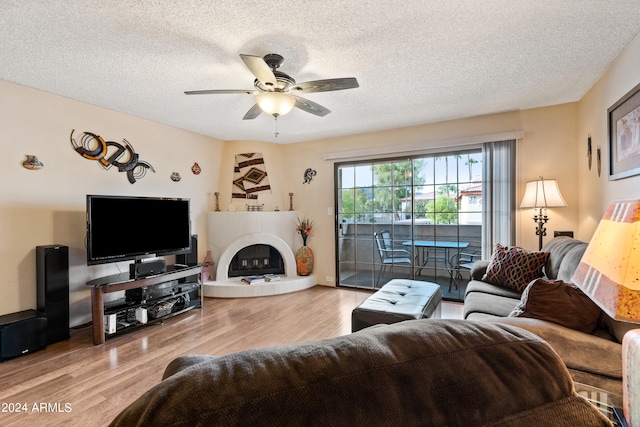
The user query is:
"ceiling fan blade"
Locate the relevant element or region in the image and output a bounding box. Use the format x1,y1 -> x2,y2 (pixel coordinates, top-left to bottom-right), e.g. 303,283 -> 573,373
240,54 -> 277,87
293,95 -> 331,117
292,77 -> 359,93
243,104 -> 262,120
184,89 -> 257,95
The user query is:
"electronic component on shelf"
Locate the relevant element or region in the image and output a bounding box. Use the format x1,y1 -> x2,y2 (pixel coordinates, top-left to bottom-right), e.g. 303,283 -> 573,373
125,280 -> 179,304
135,307 -> 148,324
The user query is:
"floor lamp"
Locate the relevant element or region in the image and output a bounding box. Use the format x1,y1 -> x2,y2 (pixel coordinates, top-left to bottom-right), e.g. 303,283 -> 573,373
519,177 -> 567,250
571,199 -> 640,426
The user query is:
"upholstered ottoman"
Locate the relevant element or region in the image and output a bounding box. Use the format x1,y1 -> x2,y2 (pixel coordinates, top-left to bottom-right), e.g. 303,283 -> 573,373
351,279 -> 442,332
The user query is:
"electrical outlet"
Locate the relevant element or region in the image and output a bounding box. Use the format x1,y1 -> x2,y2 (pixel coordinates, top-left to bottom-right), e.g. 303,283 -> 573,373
326,276 -> 334,282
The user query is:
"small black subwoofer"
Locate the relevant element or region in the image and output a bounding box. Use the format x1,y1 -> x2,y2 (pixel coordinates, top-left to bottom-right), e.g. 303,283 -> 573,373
0,310 -> 47,361
36,245 -> 70,344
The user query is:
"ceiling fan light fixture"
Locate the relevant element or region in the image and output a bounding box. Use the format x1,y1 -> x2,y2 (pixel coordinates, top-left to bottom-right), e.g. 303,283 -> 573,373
256,92 -> 296,117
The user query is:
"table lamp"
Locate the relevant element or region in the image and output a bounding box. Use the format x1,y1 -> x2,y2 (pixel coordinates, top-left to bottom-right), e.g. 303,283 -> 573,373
571,199 -> 640,426
520,176 -> 568,250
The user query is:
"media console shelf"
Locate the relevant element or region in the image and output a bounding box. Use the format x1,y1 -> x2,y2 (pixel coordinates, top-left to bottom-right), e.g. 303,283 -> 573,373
86,264 -> 203,345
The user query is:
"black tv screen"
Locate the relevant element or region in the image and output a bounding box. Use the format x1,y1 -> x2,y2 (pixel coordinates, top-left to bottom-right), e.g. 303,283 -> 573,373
86,195 -> 191,265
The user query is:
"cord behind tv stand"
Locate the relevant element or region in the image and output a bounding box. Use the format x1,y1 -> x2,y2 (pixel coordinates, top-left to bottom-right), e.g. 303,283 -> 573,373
86,264 -> 203,345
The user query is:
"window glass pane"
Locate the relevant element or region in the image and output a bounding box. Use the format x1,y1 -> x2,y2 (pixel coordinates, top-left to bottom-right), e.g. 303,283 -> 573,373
354,187 -> 372,214
338,165 -> 355,189
338,189 -> 355,215
460,153 -> 482,183
354,164 -> 372,187
373,187 -> 393,213
393,161 -> 412,186
414,157 -> 434,186
393,186 -> 412,215
372,163 -> 391,186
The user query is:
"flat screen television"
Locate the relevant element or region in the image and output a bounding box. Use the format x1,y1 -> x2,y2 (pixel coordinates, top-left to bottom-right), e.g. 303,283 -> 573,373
86,195 -> 191,266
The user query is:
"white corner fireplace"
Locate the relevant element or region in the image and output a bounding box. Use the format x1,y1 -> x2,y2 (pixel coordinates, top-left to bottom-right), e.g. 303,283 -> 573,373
202,211 -> 316,298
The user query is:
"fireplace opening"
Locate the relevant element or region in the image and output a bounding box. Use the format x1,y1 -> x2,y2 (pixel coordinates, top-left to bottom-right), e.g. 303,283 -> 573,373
228,244 -> 285,278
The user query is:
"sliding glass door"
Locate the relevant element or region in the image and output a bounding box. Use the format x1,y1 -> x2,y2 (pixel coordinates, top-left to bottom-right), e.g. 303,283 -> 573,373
335,149 -> 483,301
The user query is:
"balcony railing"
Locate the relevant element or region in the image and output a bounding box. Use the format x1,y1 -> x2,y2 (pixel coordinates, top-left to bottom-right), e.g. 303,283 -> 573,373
337,223 -> 482,301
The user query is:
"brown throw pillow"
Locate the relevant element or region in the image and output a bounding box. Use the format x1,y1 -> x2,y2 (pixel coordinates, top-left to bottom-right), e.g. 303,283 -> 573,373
482,243 -> 548,292
509,278 -> 603,334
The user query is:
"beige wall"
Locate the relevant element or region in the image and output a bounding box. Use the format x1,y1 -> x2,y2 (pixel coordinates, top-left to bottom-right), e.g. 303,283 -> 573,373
0,80 -> 223,325
577,31 -> 640,238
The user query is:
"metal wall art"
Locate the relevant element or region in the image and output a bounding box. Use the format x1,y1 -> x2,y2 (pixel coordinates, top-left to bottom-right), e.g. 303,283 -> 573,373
70,129 -> 155,184
303,168 -> 316,184
22,155 -> 43,170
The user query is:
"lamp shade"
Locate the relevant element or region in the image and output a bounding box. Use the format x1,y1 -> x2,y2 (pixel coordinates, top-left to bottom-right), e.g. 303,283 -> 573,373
256,92 -> 296,117
520,177 -> 567,208
571,199 -> 640,323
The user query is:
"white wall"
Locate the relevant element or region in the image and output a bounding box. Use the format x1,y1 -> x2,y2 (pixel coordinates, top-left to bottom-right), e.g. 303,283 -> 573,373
0,80 -> 223,326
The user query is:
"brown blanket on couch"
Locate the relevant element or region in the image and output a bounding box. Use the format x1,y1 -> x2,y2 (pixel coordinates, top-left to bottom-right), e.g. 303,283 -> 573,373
110,319 -> 610,427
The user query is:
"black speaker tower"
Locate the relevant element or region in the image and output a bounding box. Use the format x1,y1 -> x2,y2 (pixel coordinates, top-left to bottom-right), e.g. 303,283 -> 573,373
36,245 -> 70,344
176,234 -> 198,266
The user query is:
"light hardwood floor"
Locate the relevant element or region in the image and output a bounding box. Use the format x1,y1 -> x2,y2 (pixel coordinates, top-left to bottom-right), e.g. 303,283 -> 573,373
0,286 -> 462,427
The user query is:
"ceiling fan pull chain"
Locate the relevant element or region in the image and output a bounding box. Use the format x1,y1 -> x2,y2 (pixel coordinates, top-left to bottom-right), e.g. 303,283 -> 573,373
274,116 -> 279,138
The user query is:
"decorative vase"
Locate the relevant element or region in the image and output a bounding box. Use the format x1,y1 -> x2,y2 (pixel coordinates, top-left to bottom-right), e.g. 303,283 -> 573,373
295,245 -> 314,276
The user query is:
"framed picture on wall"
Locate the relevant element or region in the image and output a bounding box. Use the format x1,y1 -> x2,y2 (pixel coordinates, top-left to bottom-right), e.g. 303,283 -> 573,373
608,81 -> 640,180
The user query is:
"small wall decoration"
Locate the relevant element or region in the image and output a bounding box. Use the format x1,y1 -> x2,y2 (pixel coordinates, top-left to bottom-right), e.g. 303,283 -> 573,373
608,81 -> 640,180
191,162 -> 201,175
70,129 -> 155,184
214,192 -> 221,211
597,146 -> 602,177
170,172 -> 181,182
303,168 -> 316,184
289,192 -> 294,211
22,155 -> 43,170
587,133 -> 592,170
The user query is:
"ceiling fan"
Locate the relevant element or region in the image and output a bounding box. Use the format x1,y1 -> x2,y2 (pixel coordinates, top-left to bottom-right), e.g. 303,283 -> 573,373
184,53 -> 359,120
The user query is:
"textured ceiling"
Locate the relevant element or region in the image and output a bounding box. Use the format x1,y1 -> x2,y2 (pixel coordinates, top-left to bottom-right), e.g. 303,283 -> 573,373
2,1 -> 640,144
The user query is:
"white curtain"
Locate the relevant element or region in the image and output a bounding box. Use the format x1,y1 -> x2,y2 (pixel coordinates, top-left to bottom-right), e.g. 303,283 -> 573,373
481,140 -> 516,258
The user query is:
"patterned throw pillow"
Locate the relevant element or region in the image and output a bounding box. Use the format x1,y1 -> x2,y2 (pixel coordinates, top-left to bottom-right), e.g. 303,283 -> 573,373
482,243 -> 549,292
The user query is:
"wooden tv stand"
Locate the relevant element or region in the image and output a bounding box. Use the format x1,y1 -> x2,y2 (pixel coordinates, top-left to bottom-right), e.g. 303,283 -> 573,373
86,264 -> 203,345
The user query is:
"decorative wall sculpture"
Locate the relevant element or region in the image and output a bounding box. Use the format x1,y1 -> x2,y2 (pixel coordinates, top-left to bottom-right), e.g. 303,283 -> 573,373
191,162 -> 201,175
303,168 -> 316,184
232,153 -> 271,199
22,155 -> 43,170
70,129 -> 155,184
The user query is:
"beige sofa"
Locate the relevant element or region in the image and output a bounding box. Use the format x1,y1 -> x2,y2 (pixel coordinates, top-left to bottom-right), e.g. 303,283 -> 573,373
463,236 -> 635,395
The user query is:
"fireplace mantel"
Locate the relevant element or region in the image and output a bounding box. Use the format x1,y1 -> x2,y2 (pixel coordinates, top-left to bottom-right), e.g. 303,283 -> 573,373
202,211 -> 316,297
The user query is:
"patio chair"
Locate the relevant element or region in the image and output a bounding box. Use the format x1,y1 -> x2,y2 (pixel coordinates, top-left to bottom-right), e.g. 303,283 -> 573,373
449,248 -> 481,291
374,230 -> 412,286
